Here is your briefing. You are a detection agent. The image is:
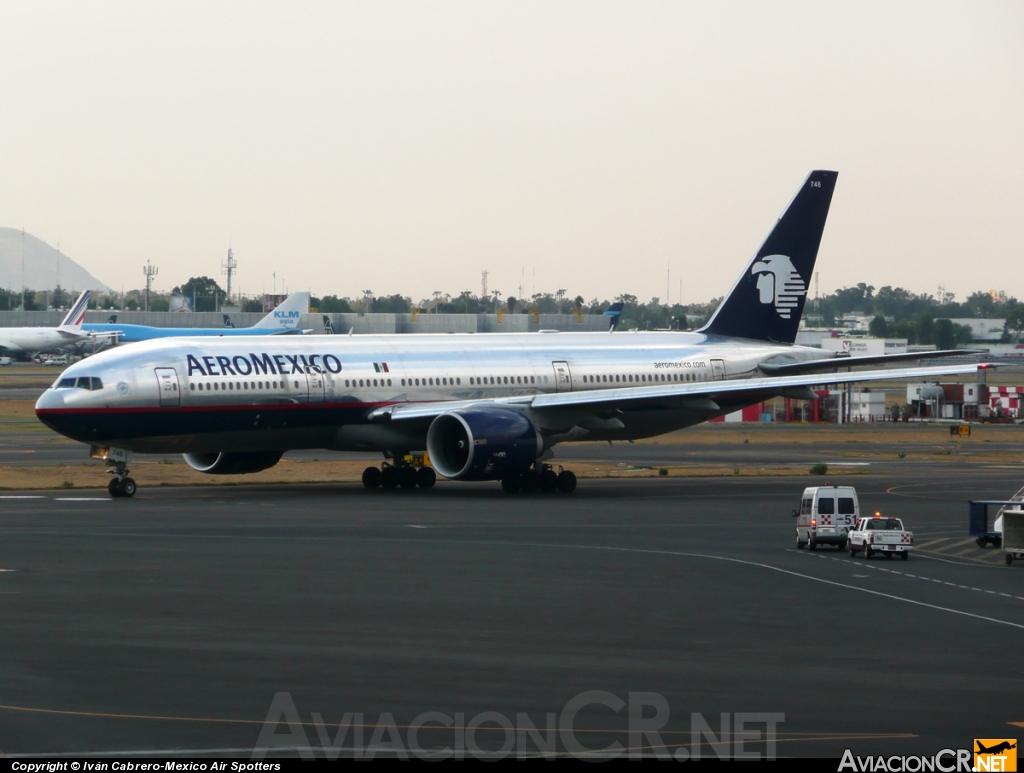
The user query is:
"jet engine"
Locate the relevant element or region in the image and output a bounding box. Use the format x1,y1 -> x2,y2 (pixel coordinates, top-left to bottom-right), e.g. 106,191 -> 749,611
183,451 -> 284,475
426,408 -> 543,481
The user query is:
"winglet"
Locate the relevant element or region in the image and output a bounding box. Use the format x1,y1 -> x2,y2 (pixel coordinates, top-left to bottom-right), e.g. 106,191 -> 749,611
700,171 -> 837,343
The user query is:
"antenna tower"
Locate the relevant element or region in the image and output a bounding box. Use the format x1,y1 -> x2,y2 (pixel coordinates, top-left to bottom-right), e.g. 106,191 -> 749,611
481,270 -> 489,300
814,271 -> 820,313
143,259 -> 159,312
222,248 -> 237,305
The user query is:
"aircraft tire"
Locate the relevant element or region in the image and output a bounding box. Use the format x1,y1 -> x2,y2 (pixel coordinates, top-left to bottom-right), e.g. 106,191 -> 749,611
380,466 -> 399,490
417,467 -> 436,489
540,469 -> 558,494
521,470 -> 540,493
108,478 -> 122,498
501,476 -> 521,494
120,478 -> 137,498
556,470 -> 577,493
362,467 -> 381,489
399,465 -> 418,489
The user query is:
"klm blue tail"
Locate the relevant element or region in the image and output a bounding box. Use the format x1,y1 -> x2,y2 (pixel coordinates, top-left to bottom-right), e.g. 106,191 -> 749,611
700,170 -> 837,343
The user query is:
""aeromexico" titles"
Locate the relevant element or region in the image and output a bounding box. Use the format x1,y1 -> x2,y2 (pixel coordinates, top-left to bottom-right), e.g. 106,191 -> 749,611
186,353 -> 343,377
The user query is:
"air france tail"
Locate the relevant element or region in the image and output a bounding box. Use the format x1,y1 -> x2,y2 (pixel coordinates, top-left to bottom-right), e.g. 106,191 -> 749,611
57,290 -> 91,331
254,292 -> 310,332
700,170 -> 837,344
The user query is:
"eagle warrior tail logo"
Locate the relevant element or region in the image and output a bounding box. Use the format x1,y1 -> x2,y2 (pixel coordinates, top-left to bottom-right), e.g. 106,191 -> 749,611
751,254 -> 807,319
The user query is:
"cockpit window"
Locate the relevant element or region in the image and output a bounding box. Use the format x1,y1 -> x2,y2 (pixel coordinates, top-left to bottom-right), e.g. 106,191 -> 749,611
54,377 -> 103,391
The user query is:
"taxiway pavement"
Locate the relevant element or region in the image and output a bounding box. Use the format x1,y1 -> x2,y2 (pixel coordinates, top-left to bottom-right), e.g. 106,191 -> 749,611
1,464 -> 1023,758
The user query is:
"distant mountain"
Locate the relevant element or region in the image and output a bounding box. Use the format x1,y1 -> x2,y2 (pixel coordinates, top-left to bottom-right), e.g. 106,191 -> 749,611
0,228 -> 111,293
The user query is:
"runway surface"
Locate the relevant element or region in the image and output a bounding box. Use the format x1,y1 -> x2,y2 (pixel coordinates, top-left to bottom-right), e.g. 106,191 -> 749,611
2,465 -> 1024,758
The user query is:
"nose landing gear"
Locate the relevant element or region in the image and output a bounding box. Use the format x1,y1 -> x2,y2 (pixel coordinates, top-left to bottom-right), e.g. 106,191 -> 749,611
107,462 -> 137,498
91,446 -> 137,498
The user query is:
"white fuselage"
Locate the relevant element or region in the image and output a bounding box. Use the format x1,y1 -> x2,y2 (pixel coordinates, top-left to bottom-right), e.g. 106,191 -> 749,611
35,331 -> 827,454
0,327 -> 82,354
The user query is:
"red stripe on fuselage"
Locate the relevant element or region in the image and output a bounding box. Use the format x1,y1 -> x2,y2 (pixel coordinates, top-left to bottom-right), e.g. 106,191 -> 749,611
36,400 -> 399,416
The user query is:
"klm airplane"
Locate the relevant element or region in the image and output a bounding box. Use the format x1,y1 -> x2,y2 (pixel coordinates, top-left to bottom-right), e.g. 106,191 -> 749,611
36,171 -> 986,497
81,292 -> 310,345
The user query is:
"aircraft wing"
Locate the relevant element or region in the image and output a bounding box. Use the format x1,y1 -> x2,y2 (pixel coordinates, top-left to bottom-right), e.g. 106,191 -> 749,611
759,349 -> 985,375
369,363 -> 990,422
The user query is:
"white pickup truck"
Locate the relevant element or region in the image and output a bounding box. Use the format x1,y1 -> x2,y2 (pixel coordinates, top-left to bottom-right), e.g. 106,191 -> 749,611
847,516 -> 913,560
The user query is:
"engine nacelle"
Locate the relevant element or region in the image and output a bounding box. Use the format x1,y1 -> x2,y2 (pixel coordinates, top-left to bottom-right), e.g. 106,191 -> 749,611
183,451 -> 283,475
426,408 -> 542,481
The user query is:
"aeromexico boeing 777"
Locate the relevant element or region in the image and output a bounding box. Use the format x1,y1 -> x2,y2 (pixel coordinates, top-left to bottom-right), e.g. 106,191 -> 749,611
36,171 -> 986,498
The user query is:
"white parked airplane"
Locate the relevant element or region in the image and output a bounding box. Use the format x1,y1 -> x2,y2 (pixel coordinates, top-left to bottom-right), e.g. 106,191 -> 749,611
36,171 -> 988,498
0,290 -> 93,354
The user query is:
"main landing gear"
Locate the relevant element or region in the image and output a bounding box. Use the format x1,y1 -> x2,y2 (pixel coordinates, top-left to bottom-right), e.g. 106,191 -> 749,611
362,455 -> 436,491
501,464 -> 576,495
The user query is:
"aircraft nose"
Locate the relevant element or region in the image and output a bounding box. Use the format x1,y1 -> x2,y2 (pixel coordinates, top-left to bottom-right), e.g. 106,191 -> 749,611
35,388 -> 74,437
35,389 -> 66,412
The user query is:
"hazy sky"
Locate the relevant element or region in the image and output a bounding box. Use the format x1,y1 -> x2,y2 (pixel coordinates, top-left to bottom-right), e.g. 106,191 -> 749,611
2,1 -> 1021,305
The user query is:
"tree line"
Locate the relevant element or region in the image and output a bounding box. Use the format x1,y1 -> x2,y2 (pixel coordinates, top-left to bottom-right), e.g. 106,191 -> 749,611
2,279 -> 1022,343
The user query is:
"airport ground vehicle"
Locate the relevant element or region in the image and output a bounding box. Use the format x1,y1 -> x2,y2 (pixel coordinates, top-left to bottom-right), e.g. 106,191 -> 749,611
1000,507 -> 1024,566
43,355 -> 69,367
848,515 -> 913,559
794,485 -> 859,549
0,356 -> 12,366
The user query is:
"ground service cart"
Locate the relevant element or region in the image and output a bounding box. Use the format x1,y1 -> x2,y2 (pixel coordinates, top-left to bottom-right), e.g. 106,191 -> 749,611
1001,507 -> 1024,566
967,500 -> 1014,548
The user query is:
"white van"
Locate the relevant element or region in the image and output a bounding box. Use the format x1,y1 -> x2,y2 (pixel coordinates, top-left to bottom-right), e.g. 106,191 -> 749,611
793,485 -> 860,550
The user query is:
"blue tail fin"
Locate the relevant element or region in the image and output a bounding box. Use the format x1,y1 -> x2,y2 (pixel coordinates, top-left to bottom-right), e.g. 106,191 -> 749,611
700,170 -> 837,343
603,302 -> 624,332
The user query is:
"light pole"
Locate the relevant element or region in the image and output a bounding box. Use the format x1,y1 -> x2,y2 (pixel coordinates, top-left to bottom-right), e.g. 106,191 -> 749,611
143,260 -> 159,312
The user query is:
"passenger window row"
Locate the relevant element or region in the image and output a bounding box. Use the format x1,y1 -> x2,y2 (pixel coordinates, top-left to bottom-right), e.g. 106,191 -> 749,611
581,372 -> 706,385
190,380 -> 282,392
468,376 -> 539,386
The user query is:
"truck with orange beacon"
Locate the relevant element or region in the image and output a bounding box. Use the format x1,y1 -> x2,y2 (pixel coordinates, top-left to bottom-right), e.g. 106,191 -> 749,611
847,514 -> 914,560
